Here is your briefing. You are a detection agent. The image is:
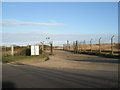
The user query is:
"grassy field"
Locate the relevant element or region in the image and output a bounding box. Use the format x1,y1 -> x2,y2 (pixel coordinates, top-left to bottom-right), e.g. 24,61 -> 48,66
2,54 -> 49,63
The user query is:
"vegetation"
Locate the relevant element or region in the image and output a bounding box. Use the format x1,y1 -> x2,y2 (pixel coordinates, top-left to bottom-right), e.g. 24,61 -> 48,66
65,49 -> 119,59
2,54 -> 49,63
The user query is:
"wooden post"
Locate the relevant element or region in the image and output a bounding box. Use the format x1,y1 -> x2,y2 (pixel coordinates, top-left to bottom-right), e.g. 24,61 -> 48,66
111,35 -> 115,54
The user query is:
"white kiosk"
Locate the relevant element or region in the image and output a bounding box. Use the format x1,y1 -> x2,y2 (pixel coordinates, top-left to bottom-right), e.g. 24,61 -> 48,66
31,45 -> 39,55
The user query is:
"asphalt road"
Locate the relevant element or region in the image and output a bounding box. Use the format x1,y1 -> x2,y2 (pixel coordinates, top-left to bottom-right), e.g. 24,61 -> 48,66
2,64 -> 119,88
2,50 -> 119,88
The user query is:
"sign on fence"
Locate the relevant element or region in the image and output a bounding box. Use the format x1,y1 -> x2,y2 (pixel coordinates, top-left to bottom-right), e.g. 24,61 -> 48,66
31,45 -> 39,55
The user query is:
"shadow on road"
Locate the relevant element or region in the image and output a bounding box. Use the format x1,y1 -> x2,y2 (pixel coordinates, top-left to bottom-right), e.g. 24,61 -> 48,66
2,81 -> 16,89
2,63 -> 119,88
65,59 -> 119,64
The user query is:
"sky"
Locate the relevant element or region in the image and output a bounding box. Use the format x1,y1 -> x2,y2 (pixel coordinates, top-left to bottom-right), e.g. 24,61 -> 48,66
1,2 -> 118,46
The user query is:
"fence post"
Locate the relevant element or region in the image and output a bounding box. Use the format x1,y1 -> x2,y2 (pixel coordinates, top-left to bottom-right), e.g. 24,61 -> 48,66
67,40 -> 69,51
76,40 -> 78,54
73,41 -> 75,53
99,37 -> 102,53
90,39 -> 92,52
111,35 -> 115,54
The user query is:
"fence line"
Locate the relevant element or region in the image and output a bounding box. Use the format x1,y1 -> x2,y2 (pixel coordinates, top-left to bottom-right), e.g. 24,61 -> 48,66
63,35 -> 120,55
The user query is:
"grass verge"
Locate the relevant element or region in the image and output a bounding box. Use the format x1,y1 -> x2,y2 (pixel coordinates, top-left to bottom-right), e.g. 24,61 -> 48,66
2,54 -> 49,63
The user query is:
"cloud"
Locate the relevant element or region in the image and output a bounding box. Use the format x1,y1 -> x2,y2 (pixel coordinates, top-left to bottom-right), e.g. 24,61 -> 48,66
2,31 -> 118,46
1,19 -> 67,26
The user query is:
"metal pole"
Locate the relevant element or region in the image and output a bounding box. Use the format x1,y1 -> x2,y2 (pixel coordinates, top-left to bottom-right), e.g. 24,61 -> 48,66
67,40 -> 69,51
111,35 -> 115,54
73,41 -> 75,53
99,37 -> 102,53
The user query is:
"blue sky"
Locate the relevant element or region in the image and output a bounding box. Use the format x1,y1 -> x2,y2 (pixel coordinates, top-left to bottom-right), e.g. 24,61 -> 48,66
1,2 -> 118,46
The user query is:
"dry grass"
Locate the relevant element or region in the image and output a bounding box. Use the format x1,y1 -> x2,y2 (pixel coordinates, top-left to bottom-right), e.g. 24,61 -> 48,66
1,45 -> 52,56
64,43 -> 120,52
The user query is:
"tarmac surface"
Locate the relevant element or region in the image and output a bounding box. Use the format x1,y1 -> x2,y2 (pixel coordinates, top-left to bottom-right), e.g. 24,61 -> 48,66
2,50 -> 119,88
